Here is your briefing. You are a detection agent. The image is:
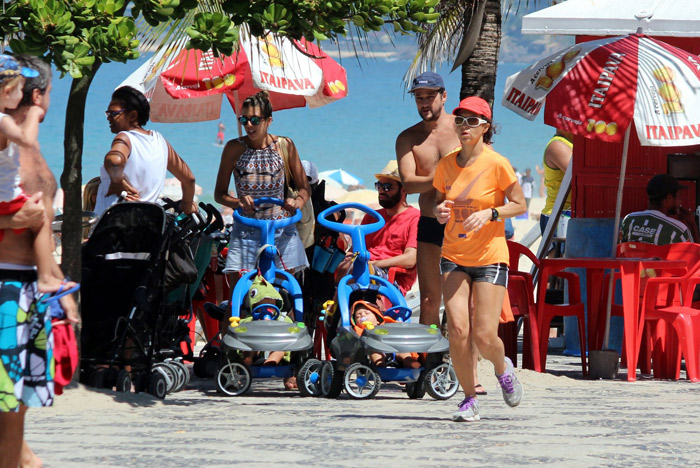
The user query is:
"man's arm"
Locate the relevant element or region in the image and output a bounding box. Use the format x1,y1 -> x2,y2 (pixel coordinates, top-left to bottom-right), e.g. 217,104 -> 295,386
544,140 -> 572,171
396,132 -> 435,194
370,247 -> 417,270
0,193 -> 45,230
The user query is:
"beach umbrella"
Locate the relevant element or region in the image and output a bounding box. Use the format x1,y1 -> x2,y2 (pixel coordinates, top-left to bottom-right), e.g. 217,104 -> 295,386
119,30 -> 348,123
502,30 -> 700,348
318,169 -> 364,188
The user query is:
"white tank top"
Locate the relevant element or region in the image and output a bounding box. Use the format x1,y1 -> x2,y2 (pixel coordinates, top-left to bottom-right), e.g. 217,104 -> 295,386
0,112 -> 22,202
94,129 -> 169,215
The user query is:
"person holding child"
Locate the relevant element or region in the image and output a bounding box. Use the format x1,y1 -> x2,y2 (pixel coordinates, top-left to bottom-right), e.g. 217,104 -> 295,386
433,96 -> 526,422
0,54 -> 72,294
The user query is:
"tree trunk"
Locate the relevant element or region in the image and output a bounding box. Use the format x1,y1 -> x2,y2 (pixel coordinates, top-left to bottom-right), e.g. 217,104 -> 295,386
459,0 -> 502,112
61,61 -> 101,282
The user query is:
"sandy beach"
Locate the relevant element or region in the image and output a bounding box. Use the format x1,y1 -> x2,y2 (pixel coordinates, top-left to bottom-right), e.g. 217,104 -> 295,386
25,351 -> 700,467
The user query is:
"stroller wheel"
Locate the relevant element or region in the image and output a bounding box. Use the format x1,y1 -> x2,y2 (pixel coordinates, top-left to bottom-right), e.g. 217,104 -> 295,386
148,372 -> 168,399
215,362 -> 251,396
194,347 -> 220,378
163,360 -> 186,393
115,369 -> 132,393
152,363 -> 176,394
297,359 -> 323,397
168,360 -> 190,391
406,373 -> 426,400
343,363 -> 381,399
425,362 -> 459,400
322,361 -> 343,398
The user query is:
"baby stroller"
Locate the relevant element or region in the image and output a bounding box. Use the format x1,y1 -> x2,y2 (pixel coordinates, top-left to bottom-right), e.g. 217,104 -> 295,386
80,200 -> 221,398
214,197 -> 314,396
315,203 -> 458,400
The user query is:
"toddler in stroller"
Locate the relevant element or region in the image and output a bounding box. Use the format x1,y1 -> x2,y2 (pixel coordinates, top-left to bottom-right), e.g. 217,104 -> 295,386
351,300 -> 420,369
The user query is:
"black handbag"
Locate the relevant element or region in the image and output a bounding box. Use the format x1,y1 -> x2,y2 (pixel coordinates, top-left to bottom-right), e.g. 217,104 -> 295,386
163,242 -> 198,292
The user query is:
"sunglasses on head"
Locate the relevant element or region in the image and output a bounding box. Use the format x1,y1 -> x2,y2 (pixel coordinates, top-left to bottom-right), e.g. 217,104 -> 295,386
374,182 -> 395,192
454,116 -> 488,127
238,115 -> 264,126
105,109 -> 126,119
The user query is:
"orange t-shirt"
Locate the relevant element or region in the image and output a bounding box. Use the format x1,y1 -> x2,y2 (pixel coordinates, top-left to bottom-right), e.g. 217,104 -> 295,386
433,146 -> 517,267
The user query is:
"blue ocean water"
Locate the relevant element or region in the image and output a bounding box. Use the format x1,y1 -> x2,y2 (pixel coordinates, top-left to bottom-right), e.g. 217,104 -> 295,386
40,58 -> 554,202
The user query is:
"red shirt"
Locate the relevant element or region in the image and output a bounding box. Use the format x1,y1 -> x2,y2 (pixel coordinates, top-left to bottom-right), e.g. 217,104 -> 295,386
361,206 -> 420,293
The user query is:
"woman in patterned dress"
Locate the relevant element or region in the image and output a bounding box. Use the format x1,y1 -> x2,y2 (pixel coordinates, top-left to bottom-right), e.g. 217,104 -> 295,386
214,90 -> 310,280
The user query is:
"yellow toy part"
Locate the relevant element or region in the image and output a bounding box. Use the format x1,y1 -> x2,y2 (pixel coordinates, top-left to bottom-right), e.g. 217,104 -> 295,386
229,317 -> 241,327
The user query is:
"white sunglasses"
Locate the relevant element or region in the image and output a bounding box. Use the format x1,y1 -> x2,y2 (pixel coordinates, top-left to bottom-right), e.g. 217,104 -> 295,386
454,116 -> 488,127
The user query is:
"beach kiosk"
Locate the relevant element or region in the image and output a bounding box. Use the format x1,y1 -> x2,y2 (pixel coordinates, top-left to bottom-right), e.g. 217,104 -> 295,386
521,0 -> 700,356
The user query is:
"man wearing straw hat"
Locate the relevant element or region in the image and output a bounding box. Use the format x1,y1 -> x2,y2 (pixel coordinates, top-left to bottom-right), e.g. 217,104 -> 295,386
335,160 -> 420,295
396,72 -> 460,326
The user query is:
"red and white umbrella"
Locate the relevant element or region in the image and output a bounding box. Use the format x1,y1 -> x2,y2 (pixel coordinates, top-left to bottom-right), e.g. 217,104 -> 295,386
503,31 -> 700,349
120,32 -> 348,123
503,32 -> 700,147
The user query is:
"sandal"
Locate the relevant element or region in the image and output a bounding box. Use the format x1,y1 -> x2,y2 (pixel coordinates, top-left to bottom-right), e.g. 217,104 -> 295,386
283,376 -> 298,390
474,384 -> 488,396
40,281 -> 81,304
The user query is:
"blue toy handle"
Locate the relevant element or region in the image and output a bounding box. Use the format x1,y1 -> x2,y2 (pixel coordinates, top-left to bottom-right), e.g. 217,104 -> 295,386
233,197 -> 302,230
317,202 -> 384,256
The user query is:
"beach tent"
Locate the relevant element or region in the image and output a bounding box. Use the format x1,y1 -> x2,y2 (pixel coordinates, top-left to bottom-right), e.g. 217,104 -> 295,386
522,0 -> 700,38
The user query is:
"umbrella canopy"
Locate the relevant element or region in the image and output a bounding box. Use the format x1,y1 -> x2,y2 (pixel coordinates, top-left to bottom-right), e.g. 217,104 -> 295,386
319,169 -> 364,188
502,31 -> 700,348
503,32 -> 700,147
119,32 -> 348,123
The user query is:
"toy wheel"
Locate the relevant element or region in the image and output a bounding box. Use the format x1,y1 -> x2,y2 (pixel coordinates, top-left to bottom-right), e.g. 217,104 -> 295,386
323,361 -> 343,398
167,360 -> 189,392
152,363 -> 177,394
406,373 -> 426,399
194,347 -> 221,378
115,369 -> 132,393
297,359 -> 324,397
148,371 -> 167,399
215,362 -> 251,396
426,362 -> 459,400
343,363 -> 381,399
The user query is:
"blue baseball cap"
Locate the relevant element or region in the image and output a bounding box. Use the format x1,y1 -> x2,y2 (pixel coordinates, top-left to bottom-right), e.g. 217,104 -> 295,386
409,71 -> 445,92
0,54 -> 39,83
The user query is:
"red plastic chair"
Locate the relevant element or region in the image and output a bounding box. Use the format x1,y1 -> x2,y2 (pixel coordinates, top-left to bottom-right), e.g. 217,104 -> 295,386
639,243 -> 700,381
506,241 -> 587,375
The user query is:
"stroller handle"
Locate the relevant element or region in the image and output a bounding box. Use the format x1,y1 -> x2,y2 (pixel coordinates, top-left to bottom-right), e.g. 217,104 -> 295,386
233,197 -> 302,231
317,202 -> 384,256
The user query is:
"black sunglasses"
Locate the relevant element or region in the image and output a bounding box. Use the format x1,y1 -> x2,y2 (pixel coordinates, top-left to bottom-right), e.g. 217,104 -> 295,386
374,182 -> 395,192
238,115 -> 263,126
105,109 -> 126,119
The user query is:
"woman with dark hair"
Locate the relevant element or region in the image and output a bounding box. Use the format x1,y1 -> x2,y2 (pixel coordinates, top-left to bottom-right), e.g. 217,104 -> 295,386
433,96 -> 527,422
215,90 -> 310,277
94,86 -> 196,215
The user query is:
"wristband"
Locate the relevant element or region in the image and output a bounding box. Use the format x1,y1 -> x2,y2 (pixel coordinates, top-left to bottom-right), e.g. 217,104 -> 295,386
490,208 -> 499,221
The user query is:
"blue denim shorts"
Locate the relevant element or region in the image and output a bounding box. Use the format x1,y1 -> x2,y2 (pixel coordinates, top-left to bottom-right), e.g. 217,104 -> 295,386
223,221 -> 310,274
439,258 -> 509,287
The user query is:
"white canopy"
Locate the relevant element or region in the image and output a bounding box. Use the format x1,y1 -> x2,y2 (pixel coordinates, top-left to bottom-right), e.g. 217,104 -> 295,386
522,0 -> 700,37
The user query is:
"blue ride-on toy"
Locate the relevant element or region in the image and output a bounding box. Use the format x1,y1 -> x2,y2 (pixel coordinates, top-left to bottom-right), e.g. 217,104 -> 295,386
316,202 -> 458,400
215,198 -> 318,396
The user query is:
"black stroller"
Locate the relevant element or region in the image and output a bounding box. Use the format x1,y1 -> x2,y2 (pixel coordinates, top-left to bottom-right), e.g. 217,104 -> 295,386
79,200 -> 222,398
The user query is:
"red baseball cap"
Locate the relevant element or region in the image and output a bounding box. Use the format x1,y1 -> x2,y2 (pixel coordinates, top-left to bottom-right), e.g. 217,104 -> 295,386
452,96 -> 492,121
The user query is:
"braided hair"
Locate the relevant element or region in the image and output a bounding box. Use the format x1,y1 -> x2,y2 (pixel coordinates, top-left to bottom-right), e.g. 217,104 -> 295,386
111,86 -> 150,126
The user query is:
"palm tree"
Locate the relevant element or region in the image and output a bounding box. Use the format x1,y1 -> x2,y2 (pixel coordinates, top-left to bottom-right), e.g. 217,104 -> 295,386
406,0 -> 550,108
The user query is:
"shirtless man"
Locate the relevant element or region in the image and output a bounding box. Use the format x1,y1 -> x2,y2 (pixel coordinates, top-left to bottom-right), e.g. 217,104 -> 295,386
395,72 -> 460,327
0,55 -> 78,468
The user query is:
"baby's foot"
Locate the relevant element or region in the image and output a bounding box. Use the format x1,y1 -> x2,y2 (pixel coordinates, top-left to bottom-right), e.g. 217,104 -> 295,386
38,277 -> 76,294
